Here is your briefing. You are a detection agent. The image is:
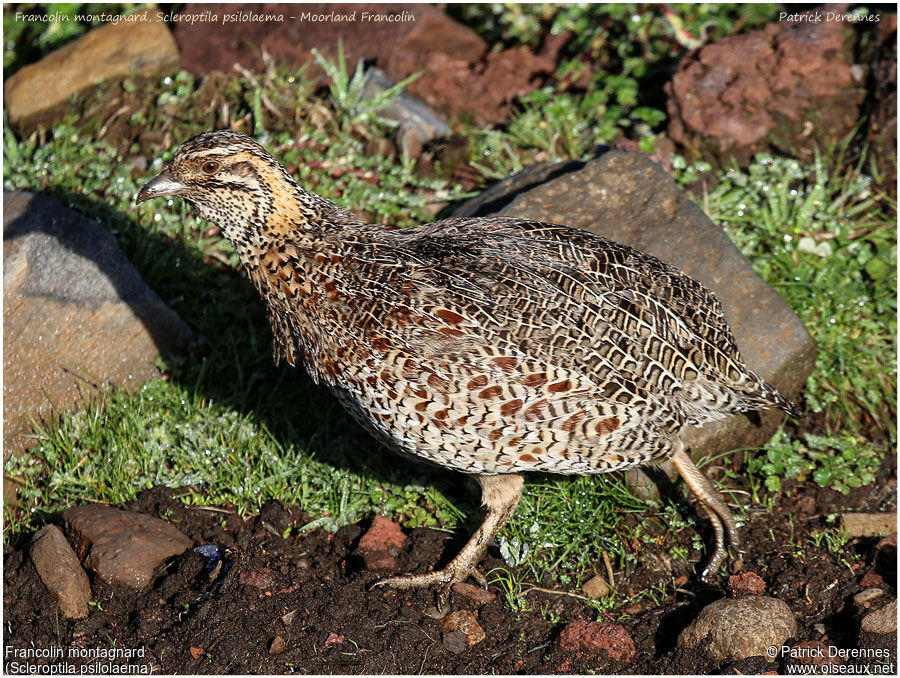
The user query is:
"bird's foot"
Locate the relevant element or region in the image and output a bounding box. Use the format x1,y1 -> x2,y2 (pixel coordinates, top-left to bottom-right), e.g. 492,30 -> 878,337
370,558 -> 488,612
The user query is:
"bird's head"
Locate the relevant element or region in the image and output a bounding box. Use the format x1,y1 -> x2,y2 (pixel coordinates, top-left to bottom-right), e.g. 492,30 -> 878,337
137,130 -> 332,251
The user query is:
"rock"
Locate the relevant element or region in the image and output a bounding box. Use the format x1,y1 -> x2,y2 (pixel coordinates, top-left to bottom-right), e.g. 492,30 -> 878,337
665,11 -> 865,165
451,582 -> 496,605
860,572 -> 884,589
4,9 -> 179,133
3,191 -> 192,462
729,572 -> 766,597
677,596 -> 797,662
173,3 -> 564,124
324,632 -> 345,647
454,151 -> 815,461
582,575 -> 612,600
29,525 -> 92,619
361,68 -> 451,156
440,610 -> 485,650
358,514 -> 407,553
63,504 -> 193,588
239,568 -> 276,590
268,635 -> 286,655
854,588 -> 885,607
842,512 -> 897,538
356,514 -> 406,573
861,599 -> 897,635
624,467 -> 660,501
558,620 -> 635,663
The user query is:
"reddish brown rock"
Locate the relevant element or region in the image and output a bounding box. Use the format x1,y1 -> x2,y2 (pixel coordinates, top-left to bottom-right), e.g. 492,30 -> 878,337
239,568 -> 276,590
63,504 -> 193,589
30,525 -> 92,619
451,581 -> 497,605
440,610 -> 486,650
860,572 -> 884,589
358,514 -> 407,553
558,620 -> 635,663
173,3 -> 565,124
666,11 -> 865,165
729,572 -> 767,597
5,9 -> 179,132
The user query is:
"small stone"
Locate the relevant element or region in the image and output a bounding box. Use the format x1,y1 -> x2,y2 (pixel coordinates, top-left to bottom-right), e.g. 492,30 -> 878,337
63,504 -> 192,589
451,582 -> 496,605
842,513 -> 897,538
4,9 -> 179,132
269,635 -> 286,655
558,620 -> 635,663
358,515 -> 407,553
861,600 -> 897,635
582,575 -> 611,600
854,588 -> 885,606
625,603 -> 644,616
29,525 -> 92,619
281,610 -> 296,626
440,610 -> 486,649
729,572 -> 766,597
324,632 -> 345,647
189,647 -> 205,660
363,551 -> 398,574
677,596 -> 797,662
674,575 -> 689,587
442,629 -> 468,654
239,568 -> 276,590
860,572 -> 884,589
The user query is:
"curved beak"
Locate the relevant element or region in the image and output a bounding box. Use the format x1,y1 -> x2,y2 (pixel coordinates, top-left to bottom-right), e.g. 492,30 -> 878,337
136,168 -> 189,204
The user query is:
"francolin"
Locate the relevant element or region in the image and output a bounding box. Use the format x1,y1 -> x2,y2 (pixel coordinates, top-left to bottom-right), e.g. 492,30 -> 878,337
137,130 -> 801,603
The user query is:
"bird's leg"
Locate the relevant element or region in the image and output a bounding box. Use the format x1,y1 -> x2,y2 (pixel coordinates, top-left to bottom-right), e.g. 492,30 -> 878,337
668,440 -> 741,580
372,473 -> 524,606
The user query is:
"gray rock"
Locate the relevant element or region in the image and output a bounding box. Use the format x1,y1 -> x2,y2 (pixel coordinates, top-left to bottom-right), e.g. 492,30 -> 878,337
362,68 -> 451,157
861,599 -> 897,635
63,504 -> 193,589
678,596 -> 797,662
453,151 -> 815,462
3,191 -> 192,461
4,9 -> 179,133
30,524 -> 92,619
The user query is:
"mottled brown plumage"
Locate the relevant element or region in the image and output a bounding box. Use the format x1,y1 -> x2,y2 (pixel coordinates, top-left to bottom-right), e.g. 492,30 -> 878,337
137,130 -> 800,601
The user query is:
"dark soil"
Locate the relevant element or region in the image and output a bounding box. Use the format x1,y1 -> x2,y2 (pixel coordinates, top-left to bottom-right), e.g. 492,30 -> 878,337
4,454 -> 896,675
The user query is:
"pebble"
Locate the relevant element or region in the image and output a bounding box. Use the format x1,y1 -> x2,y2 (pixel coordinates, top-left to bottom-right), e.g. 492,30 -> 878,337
451,582 -> 496,605
63,504 -> 192,589
357,515 -> 407,574
268,635 -> 286,655
861,600 -> 897,635
239,568 -> 276,590
324,632 -> 345,647
859,572 -> 884,589
729,572 -> 766,597
582,574 -> 611,599
558,620 -> 635,663
853,588 -> 885,607
29,525 -> 92,619
440,610 -> 485,650
842,512 -> 896,538
677,596 -> 797,662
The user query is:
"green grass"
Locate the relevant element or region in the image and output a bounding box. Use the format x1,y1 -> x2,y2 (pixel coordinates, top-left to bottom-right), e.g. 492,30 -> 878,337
3,5 -> 896,614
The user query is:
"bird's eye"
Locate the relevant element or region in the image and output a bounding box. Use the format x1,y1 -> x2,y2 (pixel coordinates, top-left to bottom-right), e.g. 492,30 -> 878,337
201,161 -> 220,175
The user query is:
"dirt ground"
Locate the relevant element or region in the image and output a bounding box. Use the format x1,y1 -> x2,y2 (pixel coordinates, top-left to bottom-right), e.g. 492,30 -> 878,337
3,451 -> 896,675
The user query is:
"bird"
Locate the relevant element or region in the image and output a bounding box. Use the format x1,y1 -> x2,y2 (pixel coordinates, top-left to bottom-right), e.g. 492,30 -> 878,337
137,130 -> 801,602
